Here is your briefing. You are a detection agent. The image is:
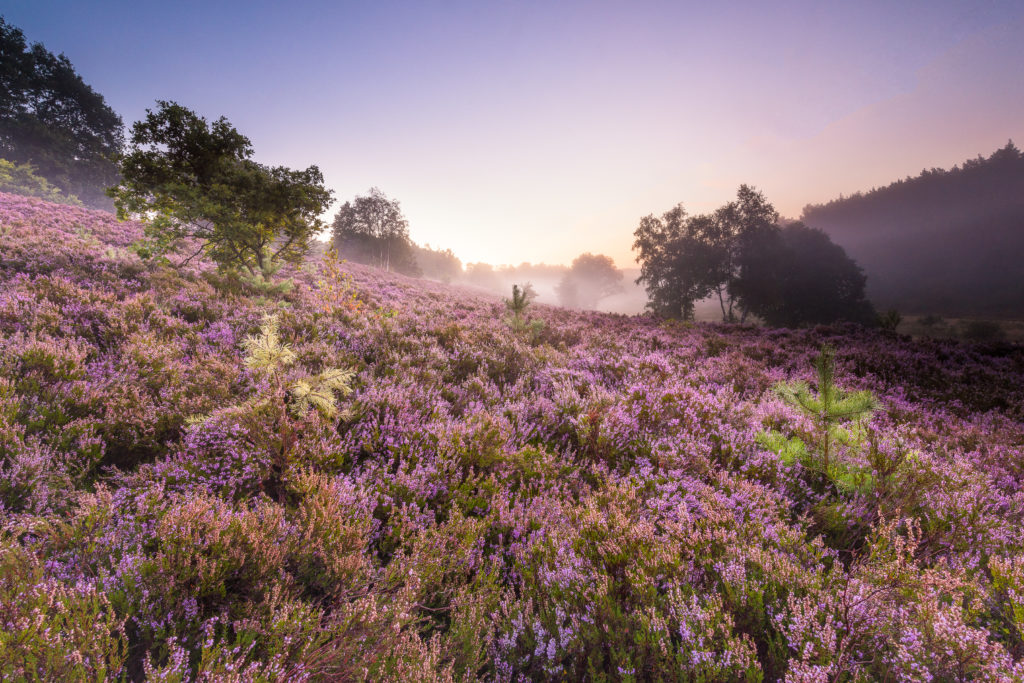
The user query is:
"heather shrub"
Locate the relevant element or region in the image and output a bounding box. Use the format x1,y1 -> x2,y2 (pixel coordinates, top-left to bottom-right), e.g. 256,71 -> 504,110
775,518 -> 1023,680
0,538 -> 127,680
988,554 -> 1024,656
287,470 -> 377,599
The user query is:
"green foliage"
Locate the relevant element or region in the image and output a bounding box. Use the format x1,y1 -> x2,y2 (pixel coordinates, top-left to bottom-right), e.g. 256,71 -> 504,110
0,18 -> 123,209
0,158 -> 82,204
774,344 -> 878,474
504,283 -> 544,340
237,254 -> 295,295
110,101 -> 332,281
504,282 -> 533,321
241,313 -> 356,421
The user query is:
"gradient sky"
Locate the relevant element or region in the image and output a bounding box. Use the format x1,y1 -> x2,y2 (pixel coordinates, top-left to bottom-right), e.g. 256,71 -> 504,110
5,0 -> 1024,267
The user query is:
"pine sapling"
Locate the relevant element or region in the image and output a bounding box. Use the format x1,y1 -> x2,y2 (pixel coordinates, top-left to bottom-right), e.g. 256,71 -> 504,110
289,367 -> 357,419
504,283 -> 543,339
240,313 -> 357,420
775,344 -> 877,475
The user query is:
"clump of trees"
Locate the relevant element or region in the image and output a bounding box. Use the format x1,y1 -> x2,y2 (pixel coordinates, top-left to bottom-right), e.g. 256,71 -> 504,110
556,253 -> 623,309
0,18 -> 123,209
110,101 -> 332,286
633,185 -> 875,326
413,243 -> 462,282
331,188 -> 421,277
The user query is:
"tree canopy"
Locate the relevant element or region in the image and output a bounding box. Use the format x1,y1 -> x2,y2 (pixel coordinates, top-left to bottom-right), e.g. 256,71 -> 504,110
414,243 -> 462,282
110,101 -> 332,282
331,187 -> 421,276
634,186 -> 875,326
556,253 -> 624,309
632,204 -> 727,320
736,222 -> 876,327
0,17 -> 123,209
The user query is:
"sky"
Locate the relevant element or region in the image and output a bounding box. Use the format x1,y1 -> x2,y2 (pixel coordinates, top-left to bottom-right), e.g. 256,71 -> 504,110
5,0 -> 1024,267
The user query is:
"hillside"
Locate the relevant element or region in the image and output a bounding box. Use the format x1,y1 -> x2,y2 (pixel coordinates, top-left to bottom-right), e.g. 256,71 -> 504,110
2,192 -> 1024,680
801,142 -> 1024,317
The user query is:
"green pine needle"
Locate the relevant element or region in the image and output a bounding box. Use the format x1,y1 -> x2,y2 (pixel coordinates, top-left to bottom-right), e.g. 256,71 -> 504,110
242,314 -> 296,372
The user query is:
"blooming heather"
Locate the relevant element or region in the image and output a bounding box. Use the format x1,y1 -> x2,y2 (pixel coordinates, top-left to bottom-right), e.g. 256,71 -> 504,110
1,191 -> 1023,681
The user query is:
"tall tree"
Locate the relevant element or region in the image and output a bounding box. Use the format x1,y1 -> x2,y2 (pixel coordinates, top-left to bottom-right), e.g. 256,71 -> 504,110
331,187 -> 420,276
633,205 -> 724,320
556,252 -> 623,309
110,101 -> 332,282
711,184 -> 780,321
0,17 -> 123,209
735,222 -> 876,327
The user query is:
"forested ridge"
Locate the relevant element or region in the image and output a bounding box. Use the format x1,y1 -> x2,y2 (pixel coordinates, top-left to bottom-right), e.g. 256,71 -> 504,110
802,142 -> 1024,317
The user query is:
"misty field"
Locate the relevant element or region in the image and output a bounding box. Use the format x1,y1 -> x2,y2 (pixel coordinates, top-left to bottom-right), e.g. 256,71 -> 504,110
2,193 -> 1024,681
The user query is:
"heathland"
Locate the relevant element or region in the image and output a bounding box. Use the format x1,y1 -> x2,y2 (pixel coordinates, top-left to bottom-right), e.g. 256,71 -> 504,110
2,193 -> 1023,680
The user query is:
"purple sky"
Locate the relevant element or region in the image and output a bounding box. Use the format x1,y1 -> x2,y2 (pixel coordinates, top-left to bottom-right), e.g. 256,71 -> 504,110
6,0 -> 1024,266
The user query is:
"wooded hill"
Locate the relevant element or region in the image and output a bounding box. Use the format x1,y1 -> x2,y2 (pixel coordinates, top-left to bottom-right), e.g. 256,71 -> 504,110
801,142 -> 1024,317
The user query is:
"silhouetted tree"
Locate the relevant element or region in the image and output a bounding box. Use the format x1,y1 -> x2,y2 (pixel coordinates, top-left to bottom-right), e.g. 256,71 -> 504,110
735,222 -> 876,327
110,101 -> 332,283
633,186 -> 778,321
636,188 -> 874,326
632,205 -> 722,319
711,185 -> 780,321
331,187 -> 421,276
556,252 -> 623,309
0,18 -> 123,209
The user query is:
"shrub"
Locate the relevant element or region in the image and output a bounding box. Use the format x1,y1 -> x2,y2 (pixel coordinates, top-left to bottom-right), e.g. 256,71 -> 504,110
0,158 -> 82,205
962,319 -> 1007,343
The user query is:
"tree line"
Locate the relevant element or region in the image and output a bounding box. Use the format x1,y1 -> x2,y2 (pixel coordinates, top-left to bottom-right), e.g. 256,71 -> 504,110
801,142 -> 1024,317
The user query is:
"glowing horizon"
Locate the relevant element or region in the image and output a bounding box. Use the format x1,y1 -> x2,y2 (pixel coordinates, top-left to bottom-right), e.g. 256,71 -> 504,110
7,0 -> 1023,268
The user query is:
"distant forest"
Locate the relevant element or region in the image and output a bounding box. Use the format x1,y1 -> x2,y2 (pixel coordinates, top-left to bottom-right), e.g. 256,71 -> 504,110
801,142 -> 1024,318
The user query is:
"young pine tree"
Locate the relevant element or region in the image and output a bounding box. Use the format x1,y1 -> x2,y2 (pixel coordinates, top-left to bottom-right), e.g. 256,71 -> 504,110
504,283 -> 542,336
242,313 -> 355,419
775,344 -> 877,474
